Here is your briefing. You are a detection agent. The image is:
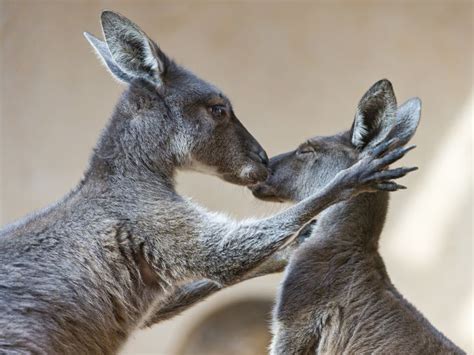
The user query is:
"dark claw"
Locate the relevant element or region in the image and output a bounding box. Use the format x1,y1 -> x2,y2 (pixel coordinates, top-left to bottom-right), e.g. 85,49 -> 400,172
404,145 -> 417,153
366,166 -> 418,183
402,166 -> 418,174
376,145 -> 416,168
376,182 -> 407,191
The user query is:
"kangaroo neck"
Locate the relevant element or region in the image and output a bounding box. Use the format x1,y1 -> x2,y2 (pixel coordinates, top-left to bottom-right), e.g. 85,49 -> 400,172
313,192 -> 389,250
81,84 -> 180,205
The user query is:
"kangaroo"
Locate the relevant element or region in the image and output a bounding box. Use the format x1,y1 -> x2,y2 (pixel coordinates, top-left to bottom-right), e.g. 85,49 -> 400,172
251,79 -> 464,354
0,11 -> 414,354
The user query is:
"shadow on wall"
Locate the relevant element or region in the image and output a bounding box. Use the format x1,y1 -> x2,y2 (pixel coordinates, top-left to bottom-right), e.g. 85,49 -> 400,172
177,299 -> 273,355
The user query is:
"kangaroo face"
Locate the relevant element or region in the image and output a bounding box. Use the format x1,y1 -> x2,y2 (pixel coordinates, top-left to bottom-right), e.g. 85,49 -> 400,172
251,135 -> 357,202
251,79 -> 421,202
85,11 -> 268,186
166,69 -> 269,185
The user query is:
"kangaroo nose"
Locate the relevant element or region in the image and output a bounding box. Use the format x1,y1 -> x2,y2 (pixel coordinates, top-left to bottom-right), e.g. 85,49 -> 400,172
258,150 -> 269,166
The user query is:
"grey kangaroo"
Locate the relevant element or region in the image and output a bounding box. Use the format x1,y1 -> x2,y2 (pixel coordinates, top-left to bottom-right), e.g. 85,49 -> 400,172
251,79 -> 464,354
0,11 -> 413,354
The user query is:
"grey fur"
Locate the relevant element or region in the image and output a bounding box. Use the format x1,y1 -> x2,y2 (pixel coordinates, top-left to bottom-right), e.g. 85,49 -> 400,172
141,221 -> 316,327
252,80 -> 464,354
0,11 -> 419,353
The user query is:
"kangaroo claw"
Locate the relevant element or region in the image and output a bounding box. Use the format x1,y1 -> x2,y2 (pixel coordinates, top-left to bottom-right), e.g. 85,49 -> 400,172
376,182 -> 407,191
364,166 -> 418,183
373,145 -> 416,171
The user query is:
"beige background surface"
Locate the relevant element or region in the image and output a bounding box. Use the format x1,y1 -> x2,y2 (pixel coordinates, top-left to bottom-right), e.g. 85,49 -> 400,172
0,1 -> 472,354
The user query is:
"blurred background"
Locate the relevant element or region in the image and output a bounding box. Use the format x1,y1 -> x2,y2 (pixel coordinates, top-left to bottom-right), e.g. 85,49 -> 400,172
0,1 -> 472,354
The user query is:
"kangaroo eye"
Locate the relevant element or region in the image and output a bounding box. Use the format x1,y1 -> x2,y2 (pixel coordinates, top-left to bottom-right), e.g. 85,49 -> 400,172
297,146 -> 315,155
209,105 -> 227,119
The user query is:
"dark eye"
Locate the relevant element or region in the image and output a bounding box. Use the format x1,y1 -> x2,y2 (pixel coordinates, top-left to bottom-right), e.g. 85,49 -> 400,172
209,105 -> 227,119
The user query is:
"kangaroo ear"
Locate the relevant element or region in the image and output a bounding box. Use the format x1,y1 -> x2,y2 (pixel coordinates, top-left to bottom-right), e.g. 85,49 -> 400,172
385,98 -> 421,146
83,32 -> 133,84
100,10 -> 169,85
350,79 -> 397,150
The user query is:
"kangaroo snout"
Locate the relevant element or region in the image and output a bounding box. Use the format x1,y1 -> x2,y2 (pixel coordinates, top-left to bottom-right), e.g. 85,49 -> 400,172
250,182 -> 283,202
254,149 -> 269,166
235,141 -> 270,185
221,156 -> 269,186
244,148 -> 269,181
238,161 -> 269,185
249,169 -> 285,202
249,150 -> 297,202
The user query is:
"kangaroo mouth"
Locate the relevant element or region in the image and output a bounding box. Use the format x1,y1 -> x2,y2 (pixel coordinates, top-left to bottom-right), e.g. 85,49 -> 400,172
221,165 -> 268,186
249,183 -> 285,203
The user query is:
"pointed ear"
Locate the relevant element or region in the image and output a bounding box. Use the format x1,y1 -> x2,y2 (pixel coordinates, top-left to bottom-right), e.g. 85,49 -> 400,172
385,98 -> 421,146
350,79 -> 397,150
83,32 -> 133,83
100,10 -> 170,85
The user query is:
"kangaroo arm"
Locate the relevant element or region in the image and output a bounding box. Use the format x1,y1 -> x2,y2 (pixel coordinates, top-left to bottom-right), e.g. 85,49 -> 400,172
142,222 -> 316,328
195,182 -> 340,286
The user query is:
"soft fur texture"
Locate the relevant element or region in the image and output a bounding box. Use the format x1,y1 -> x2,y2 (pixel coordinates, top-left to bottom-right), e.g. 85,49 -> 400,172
0,14 -> 411,355
252,80 -> 464,354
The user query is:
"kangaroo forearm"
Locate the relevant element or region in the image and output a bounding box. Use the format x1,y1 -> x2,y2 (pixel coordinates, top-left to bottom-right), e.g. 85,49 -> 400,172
245,219 -> 316,279
263,182 -> 340,232
196,187 -> 337,284
139,222 -> 311,327
201,226 -> 293,285
142,219 -> 318,329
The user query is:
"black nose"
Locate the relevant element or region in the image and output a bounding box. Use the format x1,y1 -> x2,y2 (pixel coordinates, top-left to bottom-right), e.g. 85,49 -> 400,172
257,150 -> 269,166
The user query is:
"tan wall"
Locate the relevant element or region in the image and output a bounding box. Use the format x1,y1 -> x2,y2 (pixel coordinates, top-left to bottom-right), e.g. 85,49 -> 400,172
0,1 -> 472,354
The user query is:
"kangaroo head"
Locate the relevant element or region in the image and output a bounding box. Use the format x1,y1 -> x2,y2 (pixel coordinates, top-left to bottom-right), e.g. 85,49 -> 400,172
84,11 -> 268,186
251,79 -> 421,202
